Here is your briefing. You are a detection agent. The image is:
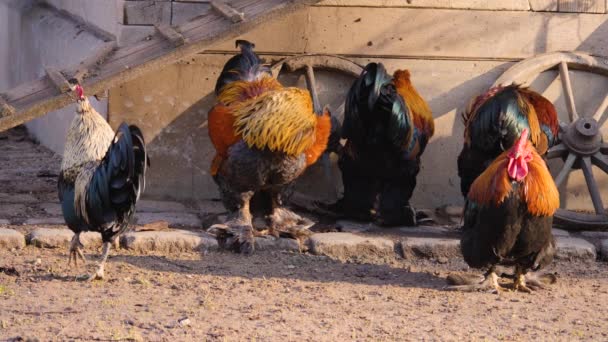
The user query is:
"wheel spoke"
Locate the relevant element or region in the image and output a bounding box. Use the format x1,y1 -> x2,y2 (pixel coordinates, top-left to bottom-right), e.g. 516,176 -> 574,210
305,64 -> 322,114
559,61 -> 578,122
558,121 -> 568,133
601,142 -> 608,154
546,143 -> 568,159
581,156 -> 606,215
591,152 -> 608,173
592,93 -> 608,122
554,153 -> 577,188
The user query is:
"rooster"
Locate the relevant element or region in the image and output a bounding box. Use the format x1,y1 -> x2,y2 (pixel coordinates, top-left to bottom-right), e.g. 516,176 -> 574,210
325,63 -> 434,226
458,84 -> 559,199
58,80 -> 148,280
207,40 -> 331,253
449,129 -> 559,293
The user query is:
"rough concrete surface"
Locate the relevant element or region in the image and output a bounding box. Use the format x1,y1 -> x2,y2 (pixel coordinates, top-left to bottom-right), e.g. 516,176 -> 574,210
555,237 -> 597,262
24,217 -> 66,226
400,237 -> 461,260
0,228 -> 25,250
579,231 -> 608,251
135,212 -> 202,227
121,229 -> 218,253
255,236 -> 301,252
136,200 -> 190,213
28,228 -> 103,249
308,232 -> 395,262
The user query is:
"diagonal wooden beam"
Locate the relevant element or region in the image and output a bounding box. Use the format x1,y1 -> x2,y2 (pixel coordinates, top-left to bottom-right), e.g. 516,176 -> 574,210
0,95 -> 15,118
0,0 -> 321,133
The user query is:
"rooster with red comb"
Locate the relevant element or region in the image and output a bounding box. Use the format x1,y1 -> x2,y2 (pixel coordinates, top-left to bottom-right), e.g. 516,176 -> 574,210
449,129 -> 559,293
58,79 -> 148,280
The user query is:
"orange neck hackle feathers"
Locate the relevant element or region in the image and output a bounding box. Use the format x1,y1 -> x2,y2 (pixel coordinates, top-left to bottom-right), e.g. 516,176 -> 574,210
393,69 -> 434,138
304,108 -> 332,166
467,130 -> 559,216
217,76 -> 282,106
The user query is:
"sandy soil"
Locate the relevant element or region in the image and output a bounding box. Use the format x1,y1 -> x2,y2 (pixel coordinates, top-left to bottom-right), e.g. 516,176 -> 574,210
1,247 -> 607,341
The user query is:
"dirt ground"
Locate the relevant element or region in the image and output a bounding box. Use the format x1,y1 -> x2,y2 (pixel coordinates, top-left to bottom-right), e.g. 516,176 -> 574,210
0,247 -> 607,341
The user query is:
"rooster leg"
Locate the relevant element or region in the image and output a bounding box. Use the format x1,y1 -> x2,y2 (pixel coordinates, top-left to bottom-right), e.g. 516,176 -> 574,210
267,192 -> 314,242
512,266 -> 535,293
67,232 -> 86,267
209,191 -> 255,254
446,268 -> 506,293
87,241 -> 111,281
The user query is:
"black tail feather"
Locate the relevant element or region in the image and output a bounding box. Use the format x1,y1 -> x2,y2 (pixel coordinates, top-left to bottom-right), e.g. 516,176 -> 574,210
214,39 -> 271,95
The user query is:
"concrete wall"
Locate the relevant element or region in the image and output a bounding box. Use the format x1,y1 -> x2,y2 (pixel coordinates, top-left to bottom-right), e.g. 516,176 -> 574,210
107,4 -> 608,210
0,0 -> 117,154
2,1 -> 606,210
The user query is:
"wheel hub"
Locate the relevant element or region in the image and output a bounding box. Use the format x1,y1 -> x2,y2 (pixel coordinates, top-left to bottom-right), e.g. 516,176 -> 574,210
562,117 -> 603,156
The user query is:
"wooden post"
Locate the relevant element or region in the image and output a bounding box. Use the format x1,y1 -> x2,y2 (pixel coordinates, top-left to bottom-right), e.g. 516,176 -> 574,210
211,1 -> 245,22
45,68 -> 71,93
155,23 -> 186,47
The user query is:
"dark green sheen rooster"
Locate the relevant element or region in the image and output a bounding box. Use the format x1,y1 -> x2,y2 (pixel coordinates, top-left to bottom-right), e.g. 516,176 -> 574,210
458,84 -> 559,200
327,62 -> 434,226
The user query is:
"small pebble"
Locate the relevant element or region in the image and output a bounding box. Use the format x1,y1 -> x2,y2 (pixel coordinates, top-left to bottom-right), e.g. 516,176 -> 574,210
178,317 -> 191,327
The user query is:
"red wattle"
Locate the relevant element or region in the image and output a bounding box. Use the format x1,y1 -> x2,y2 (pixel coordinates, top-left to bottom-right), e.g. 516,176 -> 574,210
507,153 -> 533,181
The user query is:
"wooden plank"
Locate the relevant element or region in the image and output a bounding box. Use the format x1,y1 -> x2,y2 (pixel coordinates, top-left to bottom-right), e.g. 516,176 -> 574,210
71,41 -> 118,81
317,0 -> 531,10
211,1 -> 246,22
124,0 -> 172,25
558,0 -> 606,13
0,96 -> 15,118
208,7 -> 608,59
155,23 -> 187,47
0,0 -> 321,132
172,2 -> 212,26
529,0 -> 558,11
45,68 -> 70,94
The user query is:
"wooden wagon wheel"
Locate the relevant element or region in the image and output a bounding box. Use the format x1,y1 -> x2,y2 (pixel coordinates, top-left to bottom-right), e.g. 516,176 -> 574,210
494,51 -> 608,230
270,54 -> 363,202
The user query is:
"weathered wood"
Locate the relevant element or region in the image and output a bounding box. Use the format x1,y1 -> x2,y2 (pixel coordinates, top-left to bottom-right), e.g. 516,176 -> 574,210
155,23 -> 186,47
42,2 -> 116,42
493,51 -> 608,87
124,0 -> 172,25
209,7 -> 608,58
558,0 -> 606,13
71,41 -> 118,81
172,2 -> 212,26
45,68 -> 71,94
529,0 -> 558,11
317,0 -> 531,10
0,0 -> 321,133
211,1 -> 245,22
0,96 -> 15,118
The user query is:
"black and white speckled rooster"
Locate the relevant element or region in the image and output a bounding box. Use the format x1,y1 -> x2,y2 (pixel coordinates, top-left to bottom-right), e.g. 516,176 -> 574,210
58,79 -> 148,280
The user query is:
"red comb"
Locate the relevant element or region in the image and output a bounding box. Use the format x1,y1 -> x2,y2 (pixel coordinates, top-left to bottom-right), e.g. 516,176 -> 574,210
75,85 -> 84,99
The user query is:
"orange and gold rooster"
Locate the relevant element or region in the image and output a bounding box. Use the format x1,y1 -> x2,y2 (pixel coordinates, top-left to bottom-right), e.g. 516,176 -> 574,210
449,129 -> 559,293
324,63 -> 434,226
207,40 -> 331,253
